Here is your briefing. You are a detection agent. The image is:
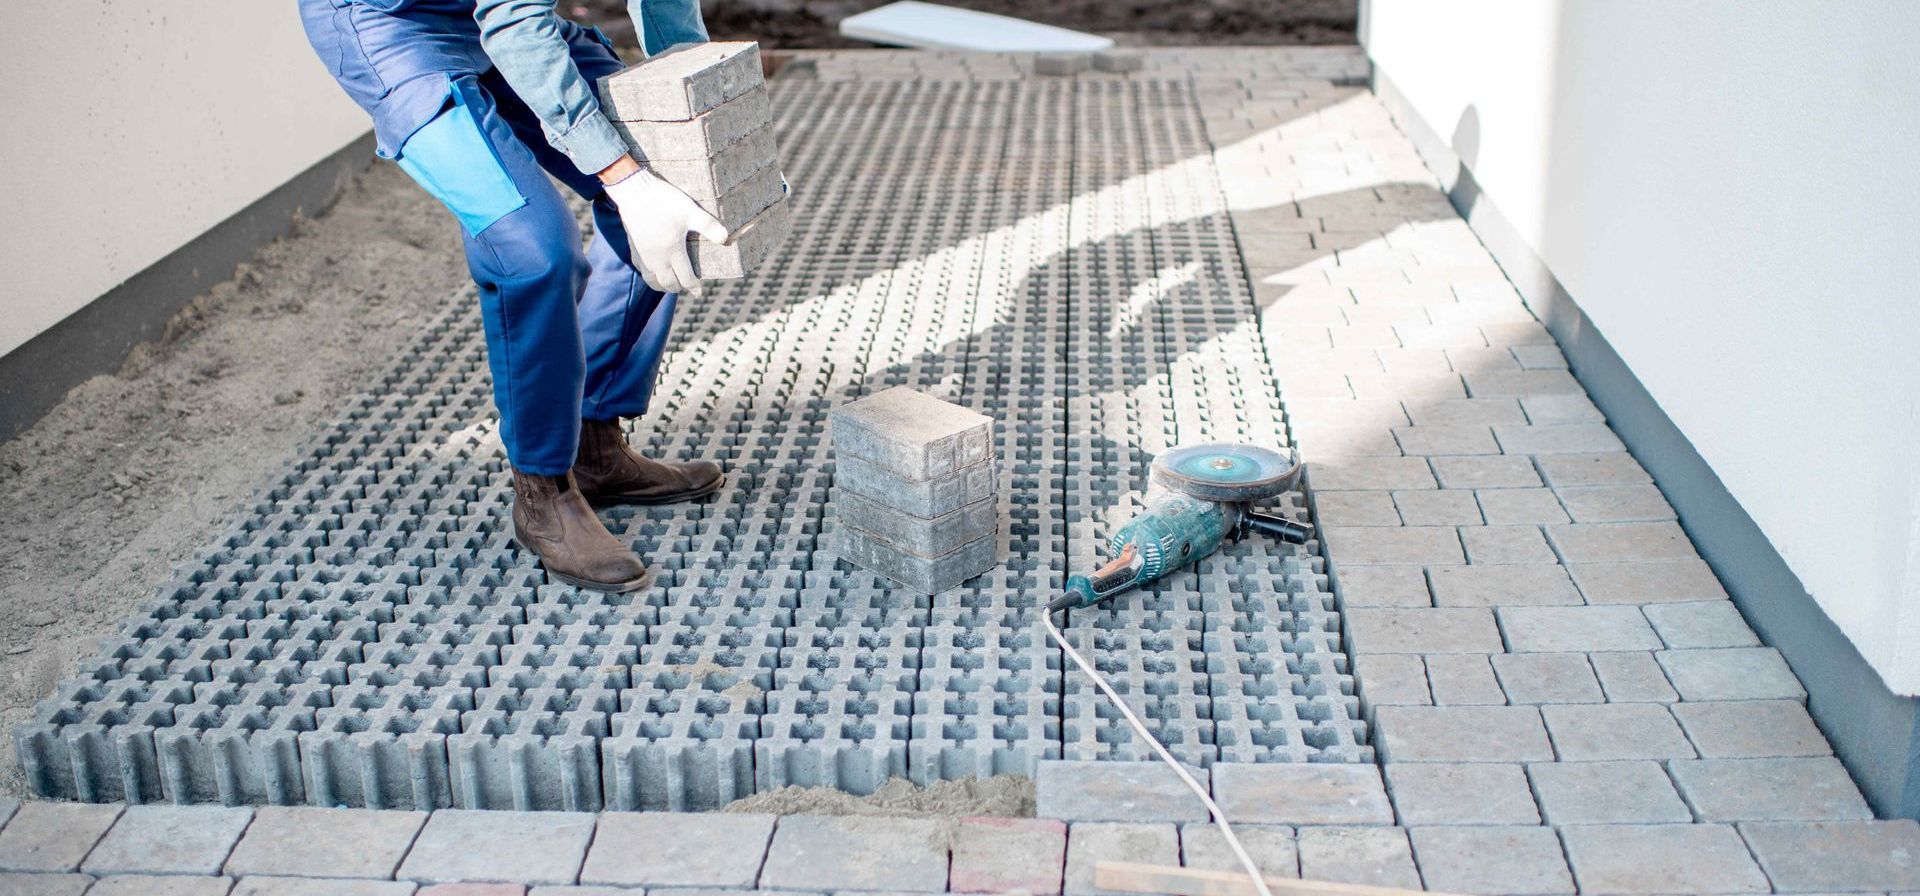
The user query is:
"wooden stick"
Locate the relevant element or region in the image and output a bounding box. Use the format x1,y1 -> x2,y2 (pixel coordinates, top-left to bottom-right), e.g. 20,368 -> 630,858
1093,860 -> 1471,896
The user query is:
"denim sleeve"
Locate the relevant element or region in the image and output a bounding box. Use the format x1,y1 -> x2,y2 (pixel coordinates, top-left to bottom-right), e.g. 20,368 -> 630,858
628,0 -> 710,56
473,0 -> 629,175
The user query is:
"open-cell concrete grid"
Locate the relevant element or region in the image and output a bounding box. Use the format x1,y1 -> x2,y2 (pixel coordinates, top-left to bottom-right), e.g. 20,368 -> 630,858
14,50 -> 1377,813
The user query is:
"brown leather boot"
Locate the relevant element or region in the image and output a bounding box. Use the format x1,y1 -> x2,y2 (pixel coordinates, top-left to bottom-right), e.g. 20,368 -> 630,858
573,417 -> 724,506
511,469 -> 650,592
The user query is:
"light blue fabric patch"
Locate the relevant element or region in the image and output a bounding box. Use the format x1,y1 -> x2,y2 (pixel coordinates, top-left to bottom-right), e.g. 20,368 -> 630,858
395,87 -> 527,236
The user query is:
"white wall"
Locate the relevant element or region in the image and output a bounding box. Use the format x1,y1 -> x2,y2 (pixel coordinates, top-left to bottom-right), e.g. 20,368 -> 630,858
1362,1 -> 1920,693
0,2 -> 370,358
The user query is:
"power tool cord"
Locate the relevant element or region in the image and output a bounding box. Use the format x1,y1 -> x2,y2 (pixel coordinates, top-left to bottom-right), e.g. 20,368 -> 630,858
1042,608 -> 1275,896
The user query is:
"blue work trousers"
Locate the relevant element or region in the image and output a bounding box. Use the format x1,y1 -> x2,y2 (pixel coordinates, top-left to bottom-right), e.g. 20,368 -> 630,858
298,1 -> 708,474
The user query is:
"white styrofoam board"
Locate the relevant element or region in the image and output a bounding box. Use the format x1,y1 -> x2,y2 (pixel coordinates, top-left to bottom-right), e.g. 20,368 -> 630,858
838,1 -> 1114,53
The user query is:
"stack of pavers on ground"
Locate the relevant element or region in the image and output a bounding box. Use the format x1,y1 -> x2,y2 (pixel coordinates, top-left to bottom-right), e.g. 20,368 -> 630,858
831,388 -> 998,594
597,41 -> 789,278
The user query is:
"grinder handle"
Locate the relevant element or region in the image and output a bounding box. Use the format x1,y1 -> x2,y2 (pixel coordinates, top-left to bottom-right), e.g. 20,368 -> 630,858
1243,510 -> 1313,544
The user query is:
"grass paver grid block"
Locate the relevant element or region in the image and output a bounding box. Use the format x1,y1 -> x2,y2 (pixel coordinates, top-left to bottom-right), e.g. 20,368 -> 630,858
12,62 -> 1368,811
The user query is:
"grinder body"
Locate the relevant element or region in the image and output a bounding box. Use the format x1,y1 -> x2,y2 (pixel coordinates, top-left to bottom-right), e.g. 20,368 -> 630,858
1059,494 -> 1235,607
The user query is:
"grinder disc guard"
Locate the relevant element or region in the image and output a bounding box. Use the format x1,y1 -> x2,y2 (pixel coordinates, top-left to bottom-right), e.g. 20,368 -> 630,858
1150,443 -> 1302,503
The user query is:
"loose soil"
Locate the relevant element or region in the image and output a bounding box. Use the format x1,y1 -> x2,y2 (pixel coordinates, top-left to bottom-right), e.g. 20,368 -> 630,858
724,776 -> 1036,817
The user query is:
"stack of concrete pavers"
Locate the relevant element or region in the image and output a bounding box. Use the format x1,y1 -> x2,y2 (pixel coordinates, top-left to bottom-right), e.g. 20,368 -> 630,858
597,41 -> 789,278
831,387 -> 998,594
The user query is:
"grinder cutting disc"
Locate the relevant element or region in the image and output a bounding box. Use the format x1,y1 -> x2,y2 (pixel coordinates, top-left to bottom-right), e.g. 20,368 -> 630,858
1151,443 -> 1302,503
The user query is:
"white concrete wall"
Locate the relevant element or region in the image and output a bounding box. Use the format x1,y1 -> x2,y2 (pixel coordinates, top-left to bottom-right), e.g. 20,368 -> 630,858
1361,2 -> 1920,693
0,2 -> 370,358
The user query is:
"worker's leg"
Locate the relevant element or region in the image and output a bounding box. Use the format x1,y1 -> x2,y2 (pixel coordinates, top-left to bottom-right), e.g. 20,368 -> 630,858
635,0 -> 712,55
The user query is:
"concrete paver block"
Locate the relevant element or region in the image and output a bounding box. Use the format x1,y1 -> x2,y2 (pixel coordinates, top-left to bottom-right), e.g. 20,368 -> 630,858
1587,651 -> 1679,703
1535,452 -> 1652,487
644,126 -> 778,202
1498,606 -> 1661,652
1423,654 -> 1505,705
1530,760 -> 1691,824
1546,522 -> 1695,562
1392,424 -> 1499,457
1492,652 -> 1603,704
1385,763 -> 1540,825
1211,764 -> 1391,825
1460,525 -> 1557,564
1657,647 -> 1806,701
0,872 -> 94,896
1314,491 -> 1402,528
1542,704 -> 1694,760
1353,655 -> 1432,707
834,525 -> 996,594
1405,398 -> 1526,426
838,454 -> 993,519
1410,826 -> 1574,895
1462,370 -> 1582,398
1296,827 -> 1420,890
598,42 -> 763,121
1669,758 -> 1872,821
759,815 -> 949,892
1332,565 -> 1431,608
1673,700 -> 1834,758
398,810 -> 595,885
1036,760 -> 1209,822
1569,559 -> 1728,603
838,490 -> 995,558
0,802 -> 122,872
1064,823 -> 1177,896
1178,823 -> 1297,878
1561,824 -> 1769,894
418,885 -> 524,896
690,194 -> 790,279
1375,706 -> 1553,762
610,87 -> 773,163
1091,50 -> 1144,73
1519,394 -> 1604,424
1308,457 -> 1435,491
1346,608 -> 1501,654
1391,488 -> 1484,524
1431,455 -> 1542,489
83,804 -> 252,875
1555,484 -> 1675,523
1475,488 -> 1570,525
1427,564 -> 1580,607
1322,526 -> 1462,565
1641,601 -> 1760,648
1492,424 -> 1624,455
225,806 -> 426,880
950,816 -> 1065,894
88,874 -> 236,896
580,812 -> 774,887
693,162 -> 787,234
1739,820 -> 1920,893
233,878 -> 415,896
832,387 -> 993,481
1035,52 -> 1091,76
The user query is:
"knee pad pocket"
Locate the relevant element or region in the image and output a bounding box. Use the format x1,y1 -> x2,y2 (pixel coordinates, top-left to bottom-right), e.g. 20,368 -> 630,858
396,84 -> 528,237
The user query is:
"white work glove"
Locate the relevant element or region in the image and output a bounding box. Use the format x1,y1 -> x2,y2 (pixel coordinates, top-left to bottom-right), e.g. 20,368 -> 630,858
604,169 -> 729,295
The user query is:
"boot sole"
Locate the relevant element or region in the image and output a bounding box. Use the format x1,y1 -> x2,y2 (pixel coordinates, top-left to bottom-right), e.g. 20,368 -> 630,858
584,474 -> 727,508
510,536 -> 654,594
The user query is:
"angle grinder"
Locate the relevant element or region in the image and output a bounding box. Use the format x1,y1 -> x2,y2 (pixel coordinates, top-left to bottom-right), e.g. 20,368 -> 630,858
1050,443 -> 1313,611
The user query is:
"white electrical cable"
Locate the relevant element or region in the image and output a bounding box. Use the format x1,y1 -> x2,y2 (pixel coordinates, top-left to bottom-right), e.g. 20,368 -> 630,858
1044,609 -> 1274,896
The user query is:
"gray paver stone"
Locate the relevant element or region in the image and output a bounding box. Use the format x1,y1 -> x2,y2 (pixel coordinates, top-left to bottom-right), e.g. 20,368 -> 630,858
692,162 -> 787,233
832,386 -> 993,481
1324,526 -> 1462,565
0,802 -> 122,872
1308,457 -> 1435,491
1431,456 -> 1542,489
689,193 -> 790,279
1410,826 -> 1575,895
1211,764 -> 1392,825
581,812 -> 774,887
1393,425 -> 1499,457
89,874 -> 236,896
759,815 -> 948,892
834,525 -> 996,595
1463,370 -> 1582,397
1459,525 -> 1557,564
1179,823 -> 1297,877
1493,652 -> 1603,704
1546,523 -> 1695,562
1499,606 -> 1661,652
0,873 -> 94,896
84,804 -> 252,875
1561,824 -> 1768,894
950,816 -> 1065,894
1492,424 -> 1624,455
1036,760 -> 1209,822
1520,394 -> 1603,424
1392,488 -> 1486,524
1354,655 -> 1431,707
1296,827 -> 1420,890
1555,485 -> 1674,523
597,41 -> 763,121
225,806 -> 427,880
1375,706 -> 1553,762
1063,822 -> 1177,896
1542,704 -> 1695,760
1345,608 -> 1500,654
1385,763 -> 1540,825
610,86 -> 772,162
1669,758 -> 1871,822
837,454 -> 993,519
1570,559 -> 1728,603
646,127 -> 778,201
1035,52 -> 1091,75
529,887 -> 637,896
1091,49 -> 1144,73
1657,647 -> 1806,701
1428,564 -> 1580,607
1587,651 -> 1679,702
419,885 -> 525,896
398,810 -> 596,885
1535,452 -> 1652,486
1740,820 -> 1920,893
1673,700 -> 1834,758
1530,760 -> 1691,824
1641,601 -> 1760,648
1424,654 -> 1505,705
233,878 -> 415,896
837,490 -> 995,557
1476,488 -> 1570,525
1333,565 -> 1432,608
1315,491 -> 1403,527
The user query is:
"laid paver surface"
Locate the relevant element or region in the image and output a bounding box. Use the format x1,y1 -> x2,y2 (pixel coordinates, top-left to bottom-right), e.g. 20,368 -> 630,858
0,46 -> 1913,894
